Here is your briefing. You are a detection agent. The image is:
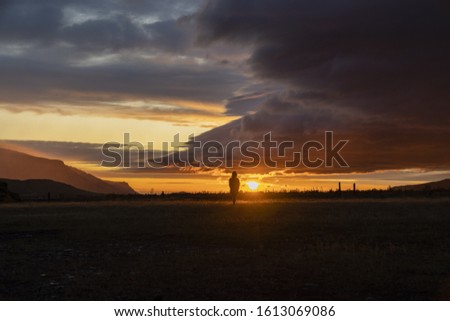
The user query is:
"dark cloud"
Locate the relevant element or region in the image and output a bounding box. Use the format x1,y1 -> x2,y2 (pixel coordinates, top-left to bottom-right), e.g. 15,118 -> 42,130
0,53 -> 244,102
240,95 -> 345,137
197,0 -> 450,121
223,91 -> 270,116
0,2 -> 62,44
0,0 -> 250,123
193,0 -> 450,172
0,54 -> 245,119
144,19 -> 193,53
0,0 -> 202,53
1,140 -> 104,163
1,0 -> 449,175
62,16 -> 148,51
197,90 -> 450,173
60,15 -> 195,54
1,0 -> 203,21
0,140 -> 170,172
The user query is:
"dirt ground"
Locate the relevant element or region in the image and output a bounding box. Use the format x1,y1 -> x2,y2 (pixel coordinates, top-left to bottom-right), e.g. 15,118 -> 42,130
1,198 -> 450,300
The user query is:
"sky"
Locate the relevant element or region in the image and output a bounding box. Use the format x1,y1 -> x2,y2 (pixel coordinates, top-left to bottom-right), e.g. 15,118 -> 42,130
1,0 -> 449,193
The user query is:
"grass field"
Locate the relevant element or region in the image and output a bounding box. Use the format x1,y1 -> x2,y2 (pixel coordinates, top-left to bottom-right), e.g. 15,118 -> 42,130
1,198 -> 450,300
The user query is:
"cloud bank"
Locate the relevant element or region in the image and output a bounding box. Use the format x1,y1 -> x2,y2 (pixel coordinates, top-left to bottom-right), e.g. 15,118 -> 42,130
195,0 -> 450,172
1,0 -> 449,175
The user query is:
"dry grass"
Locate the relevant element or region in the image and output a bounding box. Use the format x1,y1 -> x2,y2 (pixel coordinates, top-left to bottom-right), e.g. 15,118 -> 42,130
1,198 -> 450,300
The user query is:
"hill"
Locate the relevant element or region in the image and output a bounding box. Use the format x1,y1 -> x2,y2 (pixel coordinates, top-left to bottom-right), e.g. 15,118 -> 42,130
392,178 -> 450,191
0,178 -> 97,200
0,147 -> 136,194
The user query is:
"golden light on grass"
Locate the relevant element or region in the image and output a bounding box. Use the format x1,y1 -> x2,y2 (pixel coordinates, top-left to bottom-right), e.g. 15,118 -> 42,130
247,181 -> 259,191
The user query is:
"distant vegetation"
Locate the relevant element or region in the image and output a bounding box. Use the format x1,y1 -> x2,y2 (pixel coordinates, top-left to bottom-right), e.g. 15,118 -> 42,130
2,179 -> 450,203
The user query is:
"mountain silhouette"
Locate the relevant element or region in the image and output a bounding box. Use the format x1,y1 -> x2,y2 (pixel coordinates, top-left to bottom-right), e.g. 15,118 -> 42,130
0,147 -> 135,194
392,178 -> 450,191
0,178 -> 97,200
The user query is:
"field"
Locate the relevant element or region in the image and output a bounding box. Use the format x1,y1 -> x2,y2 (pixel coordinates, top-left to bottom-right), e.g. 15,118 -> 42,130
1,198 -> 450,300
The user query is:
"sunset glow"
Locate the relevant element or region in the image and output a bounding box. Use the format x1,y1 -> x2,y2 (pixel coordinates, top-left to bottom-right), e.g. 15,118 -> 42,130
247,181 -> 259,191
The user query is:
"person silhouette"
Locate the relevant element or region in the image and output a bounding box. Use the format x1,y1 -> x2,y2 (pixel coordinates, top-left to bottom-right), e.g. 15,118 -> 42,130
229,171 -> 240,205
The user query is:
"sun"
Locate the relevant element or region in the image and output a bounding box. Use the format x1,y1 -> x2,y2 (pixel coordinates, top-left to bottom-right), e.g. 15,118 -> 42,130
247,181 -> 259,191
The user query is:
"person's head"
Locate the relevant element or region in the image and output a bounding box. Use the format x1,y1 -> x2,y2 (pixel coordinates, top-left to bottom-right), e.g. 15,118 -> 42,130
231,171 -> 237,178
